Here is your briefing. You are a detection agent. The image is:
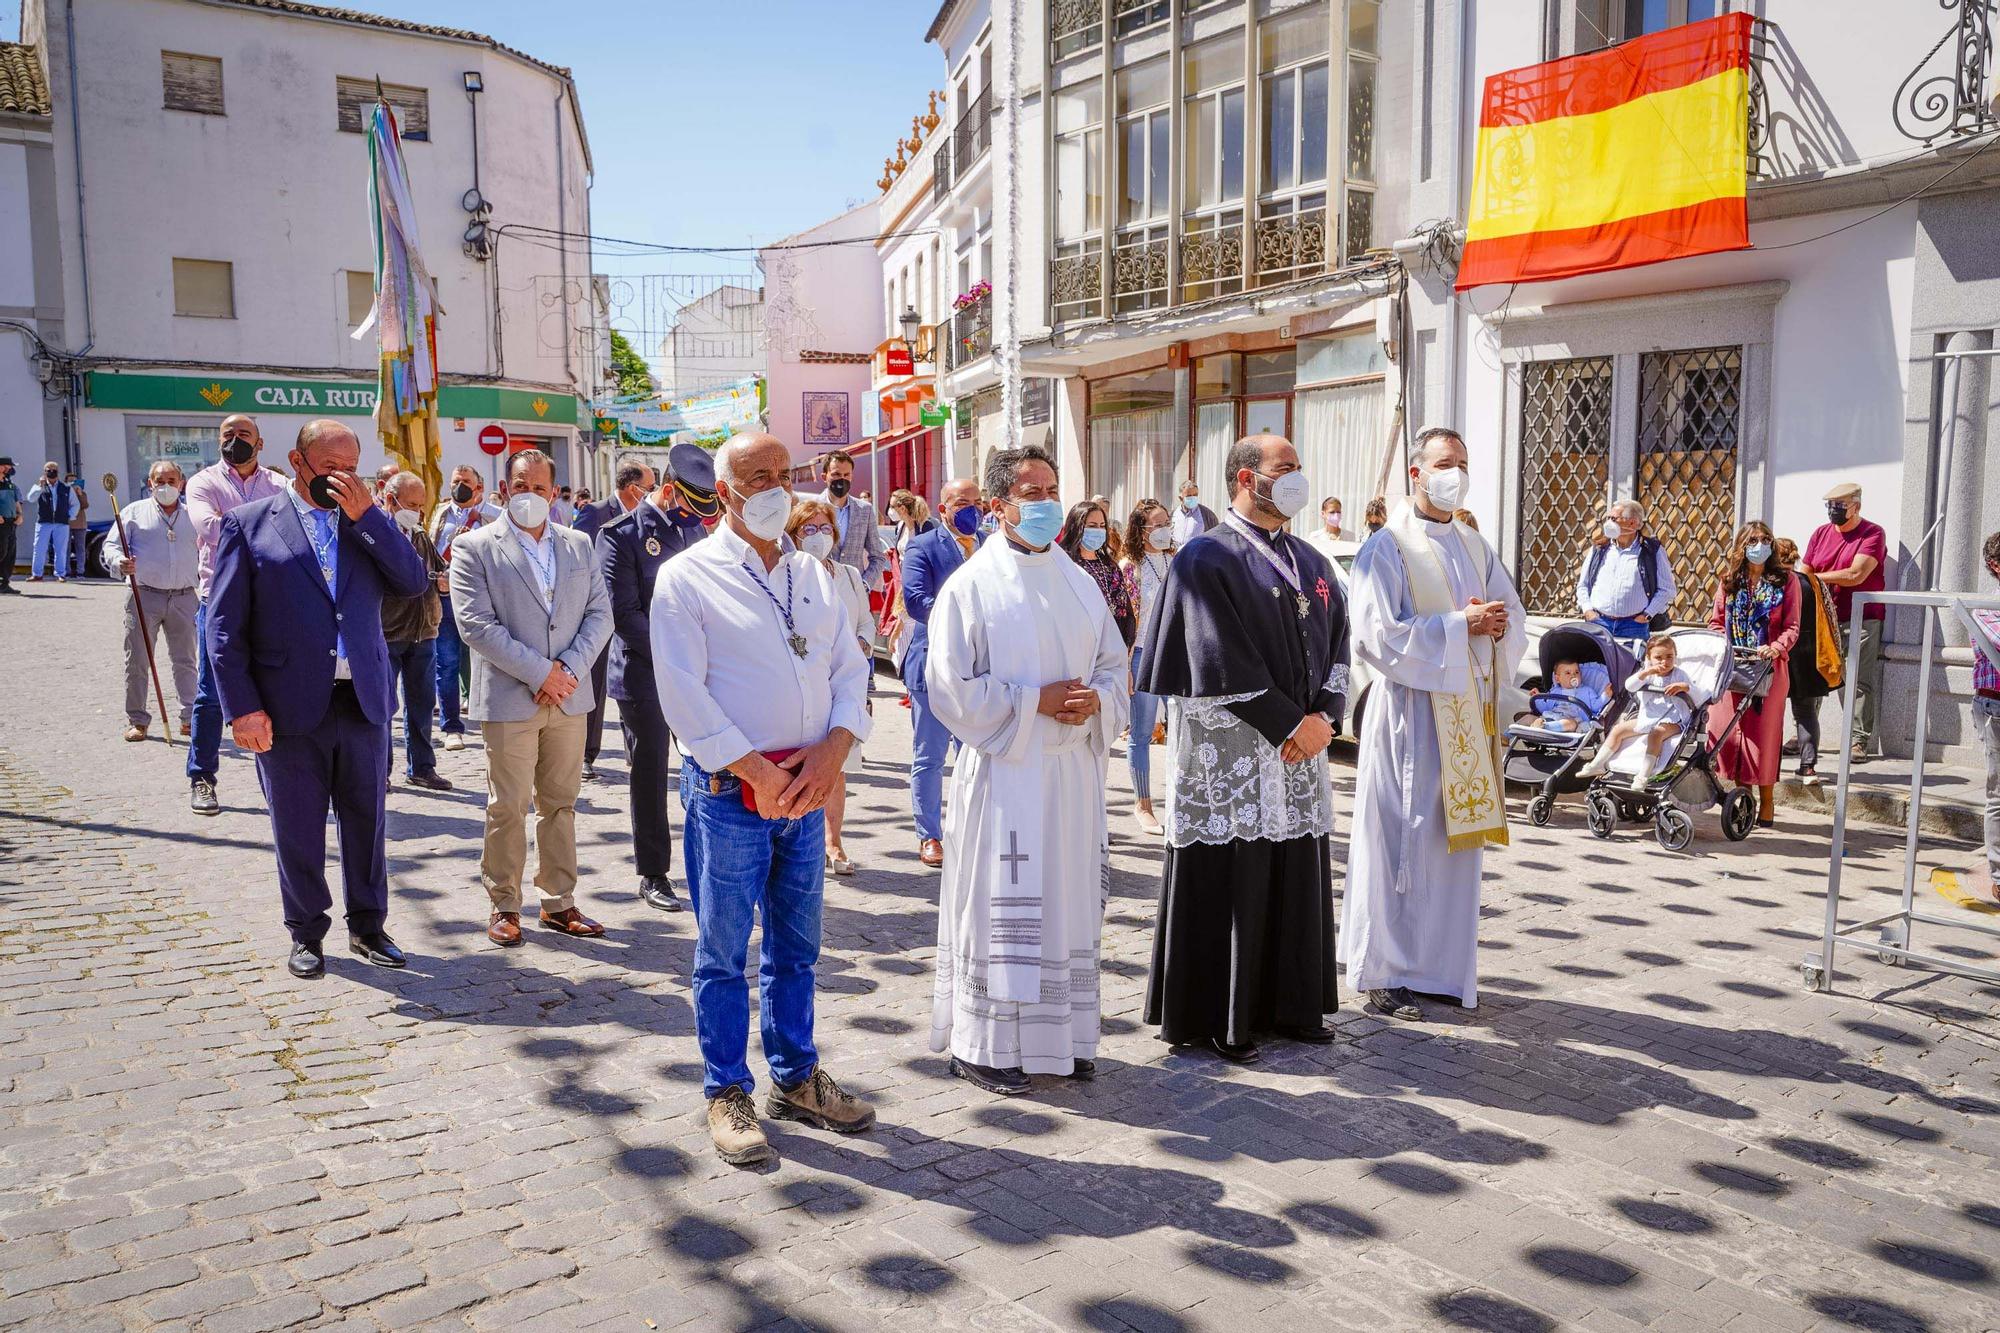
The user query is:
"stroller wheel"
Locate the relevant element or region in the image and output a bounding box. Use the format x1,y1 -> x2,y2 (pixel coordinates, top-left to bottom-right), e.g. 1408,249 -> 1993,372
1720,788 -> 1756,842
1656,805 -> 1696,852
1585,791 -> 1618,839
1528,795 -> 1555,827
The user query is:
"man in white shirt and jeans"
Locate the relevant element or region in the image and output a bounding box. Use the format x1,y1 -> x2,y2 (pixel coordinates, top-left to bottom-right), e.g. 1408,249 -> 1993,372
651,432 -> 875,1166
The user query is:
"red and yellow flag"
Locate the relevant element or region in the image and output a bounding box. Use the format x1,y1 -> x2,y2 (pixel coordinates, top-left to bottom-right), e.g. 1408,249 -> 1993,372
1457,13 -> 1753,291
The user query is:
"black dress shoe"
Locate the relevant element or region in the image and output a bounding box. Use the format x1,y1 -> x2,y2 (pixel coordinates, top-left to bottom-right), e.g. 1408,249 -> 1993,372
639,876 -> 684,913
1367,988 -> 1424,1021
581,762 -> 599,783
1276,1023 -> 1340,1044
349,932 -> 407,968
949,1057 -> 1030,1095
407,770 -> 453,792
1066,1059 -> 1096,1080
287,942 -> 324,979
1207,1038 -> 1260,1065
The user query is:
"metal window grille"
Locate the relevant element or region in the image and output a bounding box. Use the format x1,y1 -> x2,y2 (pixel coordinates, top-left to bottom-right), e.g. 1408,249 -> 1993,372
1638,346 -> 1741,625
1517,356 -> 1614,616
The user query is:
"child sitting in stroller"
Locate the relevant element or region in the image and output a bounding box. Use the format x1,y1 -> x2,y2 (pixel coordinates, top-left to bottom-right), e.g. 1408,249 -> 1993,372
1524,659 -> 1612,732
1578,636 -> 1695,788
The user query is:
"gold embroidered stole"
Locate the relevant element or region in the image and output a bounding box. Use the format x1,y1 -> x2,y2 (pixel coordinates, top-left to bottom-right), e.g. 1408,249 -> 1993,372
1386,502 -> 1509,853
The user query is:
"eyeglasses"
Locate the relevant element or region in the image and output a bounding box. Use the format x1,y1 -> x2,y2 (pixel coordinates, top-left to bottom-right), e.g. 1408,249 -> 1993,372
797,523 -> 833,538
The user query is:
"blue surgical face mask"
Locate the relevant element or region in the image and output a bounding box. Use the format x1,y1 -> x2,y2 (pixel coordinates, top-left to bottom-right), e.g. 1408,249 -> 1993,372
1009,499 -> 1064,548
951,504 -> 981,537
1745,541 -> 1773,565
1081,527 -> 1108,552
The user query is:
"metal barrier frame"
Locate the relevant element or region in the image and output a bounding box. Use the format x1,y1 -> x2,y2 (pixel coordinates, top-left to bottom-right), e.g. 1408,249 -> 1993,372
1808,589 -> 2000,991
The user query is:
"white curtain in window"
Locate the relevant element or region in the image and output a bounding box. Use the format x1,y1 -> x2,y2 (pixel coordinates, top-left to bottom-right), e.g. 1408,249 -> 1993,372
1290,379 -> 1385,537
1088,407 -> 1177,520
1192,402 -> 1235,518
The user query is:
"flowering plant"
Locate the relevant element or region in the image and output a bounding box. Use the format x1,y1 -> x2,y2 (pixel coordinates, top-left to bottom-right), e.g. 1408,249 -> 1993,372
951,280 -> 992,312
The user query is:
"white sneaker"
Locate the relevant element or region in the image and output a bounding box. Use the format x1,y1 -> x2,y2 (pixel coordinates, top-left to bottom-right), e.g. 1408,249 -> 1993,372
1628,772 -> 1647,792
443,733 -> 465,752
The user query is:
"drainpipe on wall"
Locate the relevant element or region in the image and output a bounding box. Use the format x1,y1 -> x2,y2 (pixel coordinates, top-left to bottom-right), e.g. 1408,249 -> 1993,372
61,0 -> 95,474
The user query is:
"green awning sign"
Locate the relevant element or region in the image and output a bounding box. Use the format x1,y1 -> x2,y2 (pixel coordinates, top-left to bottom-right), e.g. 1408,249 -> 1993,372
84,372 -> 577,426
920,401 -> 952,427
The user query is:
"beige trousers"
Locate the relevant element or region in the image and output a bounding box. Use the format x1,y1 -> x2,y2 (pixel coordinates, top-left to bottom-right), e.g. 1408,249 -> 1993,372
123,586 -> 199,728
480,707 -> 588,914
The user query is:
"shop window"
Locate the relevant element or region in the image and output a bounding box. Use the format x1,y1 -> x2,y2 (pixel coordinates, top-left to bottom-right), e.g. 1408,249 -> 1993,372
1245,349 -> 1297,396
172,258 -> 235,319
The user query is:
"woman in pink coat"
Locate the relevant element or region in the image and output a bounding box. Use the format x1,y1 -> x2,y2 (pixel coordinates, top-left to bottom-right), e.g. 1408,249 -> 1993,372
1708,520 -> 1800,828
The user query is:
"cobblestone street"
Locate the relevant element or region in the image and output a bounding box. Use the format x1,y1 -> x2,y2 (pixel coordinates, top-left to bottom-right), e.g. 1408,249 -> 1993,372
2,579 -> 1998,1332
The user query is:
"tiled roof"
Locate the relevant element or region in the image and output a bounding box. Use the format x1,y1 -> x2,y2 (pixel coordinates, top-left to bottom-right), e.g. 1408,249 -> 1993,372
0,43 -> 51,118
207,0 -> 572,79
924,0 -> 963,44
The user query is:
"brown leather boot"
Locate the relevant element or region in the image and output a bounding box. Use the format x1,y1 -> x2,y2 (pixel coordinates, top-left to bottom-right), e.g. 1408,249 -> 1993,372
706,1087 -> 773,1166
765,1066 -> 874,1133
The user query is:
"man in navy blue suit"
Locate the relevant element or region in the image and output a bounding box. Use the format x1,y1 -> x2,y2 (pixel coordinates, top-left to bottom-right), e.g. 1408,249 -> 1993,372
573,460 -> 652,781
597,443 -> 713,912
208,419 -> 430,979
899,476 -> 983,869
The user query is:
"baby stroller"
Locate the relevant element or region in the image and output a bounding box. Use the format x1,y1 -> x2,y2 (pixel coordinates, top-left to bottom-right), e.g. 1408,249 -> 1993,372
1581,628 -> 1765,851
1503,620 -> 1640,828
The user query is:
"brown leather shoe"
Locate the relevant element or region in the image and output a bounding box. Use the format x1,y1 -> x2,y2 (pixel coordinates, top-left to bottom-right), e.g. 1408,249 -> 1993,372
123,725 -> 147,742
487,912 -> 523,947
540,907 -> 606,937
919,838 -> 944,869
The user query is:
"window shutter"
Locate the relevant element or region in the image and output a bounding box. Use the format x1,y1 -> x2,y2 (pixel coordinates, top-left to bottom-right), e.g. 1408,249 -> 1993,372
336,77 -> 429,141
161,52 -> 224,115
172,259 -> 235,319
346,270 -> 376,328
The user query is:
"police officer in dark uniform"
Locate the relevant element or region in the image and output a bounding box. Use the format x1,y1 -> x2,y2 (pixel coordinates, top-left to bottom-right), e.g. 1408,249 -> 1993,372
595,443 -> 718,911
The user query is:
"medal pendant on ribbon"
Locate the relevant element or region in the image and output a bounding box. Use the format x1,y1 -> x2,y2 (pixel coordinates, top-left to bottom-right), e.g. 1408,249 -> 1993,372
788,633 -> 809,659
644,537 -> 661,556
1296,592 -> 1310,619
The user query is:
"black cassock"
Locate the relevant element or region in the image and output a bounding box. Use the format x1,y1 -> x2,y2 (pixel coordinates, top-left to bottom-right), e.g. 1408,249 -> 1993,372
1136,520 -> 1350,1045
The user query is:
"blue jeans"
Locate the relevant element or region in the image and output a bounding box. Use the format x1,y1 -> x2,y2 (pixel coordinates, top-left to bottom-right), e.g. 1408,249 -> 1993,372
187,599 -> 223,782
1597,613 -> 1654,642
1129,646 -> 1160,801
434,595 -> 465,734
680,759 -> 825,1099
385,638 -> 439,777
30,521 -> 67,578
908,678 -> 952,842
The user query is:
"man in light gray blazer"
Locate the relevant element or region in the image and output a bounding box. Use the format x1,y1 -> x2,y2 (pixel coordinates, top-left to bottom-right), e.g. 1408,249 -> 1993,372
450,450 -> 613,947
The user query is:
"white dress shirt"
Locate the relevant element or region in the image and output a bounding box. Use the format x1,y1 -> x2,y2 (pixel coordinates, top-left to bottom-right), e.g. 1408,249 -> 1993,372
509,518 -> 559,607
102,499 -> 200,591
1576,537 -> 1675,621
1169,504 -> 1208,548
431,500 -> 503,558
649,521 -> 873,776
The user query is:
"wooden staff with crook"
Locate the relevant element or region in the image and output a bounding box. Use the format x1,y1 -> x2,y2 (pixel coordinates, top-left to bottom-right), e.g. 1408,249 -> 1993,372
102,472 -> 176,747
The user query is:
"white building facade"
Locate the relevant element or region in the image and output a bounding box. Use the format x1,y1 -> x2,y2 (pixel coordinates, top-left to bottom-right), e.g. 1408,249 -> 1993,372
17,0 -> 602,500
654,284 -> 765,398
762,201 -> 883,476
1405,0 -> 1999,762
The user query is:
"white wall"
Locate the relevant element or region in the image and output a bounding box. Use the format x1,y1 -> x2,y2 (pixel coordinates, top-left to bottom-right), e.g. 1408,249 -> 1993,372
39,0 -> 588,390
763,201 -> 883,465
0,142 -> 34,310
654,287 -> 764,396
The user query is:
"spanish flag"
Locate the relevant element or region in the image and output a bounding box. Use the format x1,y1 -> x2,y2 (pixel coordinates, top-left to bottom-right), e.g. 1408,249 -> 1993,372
1457,13 -> 1753,291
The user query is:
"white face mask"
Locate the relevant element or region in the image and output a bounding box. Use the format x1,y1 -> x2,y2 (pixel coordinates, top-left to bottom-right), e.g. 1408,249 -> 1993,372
1146,525 -> 1173,551
152,484 -> 181,507
735,485 -> 793,542
1323,512 -> 1341,532
1602,518 -> 1624,540
1421,466 -> 1467,512
801,531 -> 834,561
509,492 -> 552,530
394,507 -> 421,532
1257,470 -> 1311,519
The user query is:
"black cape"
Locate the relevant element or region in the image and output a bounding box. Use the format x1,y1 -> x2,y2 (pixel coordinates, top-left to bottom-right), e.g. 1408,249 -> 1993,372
1137,520 -> 1352,1045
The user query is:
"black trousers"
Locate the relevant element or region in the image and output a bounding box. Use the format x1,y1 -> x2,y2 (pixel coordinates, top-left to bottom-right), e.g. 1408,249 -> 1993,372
254,682 -> 390,947
584,645 -> 610,763
620,692 -> 675,879
0,521 -> 16,587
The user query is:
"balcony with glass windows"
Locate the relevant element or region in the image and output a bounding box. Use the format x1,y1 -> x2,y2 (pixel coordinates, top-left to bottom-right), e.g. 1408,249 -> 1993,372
952,87 -> 992,177
947,290 -> 993,372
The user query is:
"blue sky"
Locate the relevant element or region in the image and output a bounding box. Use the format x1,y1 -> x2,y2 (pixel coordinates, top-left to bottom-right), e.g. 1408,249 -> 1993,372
8,0 -> 943,270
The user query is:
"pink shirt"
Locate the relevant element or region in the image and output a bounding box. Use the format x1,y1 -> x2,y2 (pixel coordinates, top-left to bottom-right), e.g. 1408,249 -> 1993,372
1973,608 -> 2000,696
185,461 -> 288,599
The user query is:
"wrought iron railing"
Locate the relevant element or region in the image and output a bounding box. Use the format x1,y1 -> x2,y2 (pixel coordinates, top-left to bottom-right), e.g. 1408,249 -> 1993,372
1051,0 -> 1103,61
913,323 -> 938,365
932,141 -> 953,203
1050,243 -> 1104,325
1253,199 -> 1329,288
953,88 -> 992,172
1894,0 -> 1997,145
1179,208 -> 1244,304
949,293 -> 992,370
1111,226 -> 1169,313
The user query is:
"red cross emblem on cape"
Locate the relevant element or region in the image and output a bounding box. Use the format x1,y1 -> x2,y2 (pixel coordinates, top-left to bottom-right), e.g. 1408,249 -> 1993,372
1315,577 -> 1331,609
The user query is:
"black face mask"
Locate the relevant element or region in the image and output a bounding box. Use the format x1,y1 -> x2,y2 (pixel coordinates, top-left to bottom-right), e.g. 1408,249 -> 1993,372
827,478 -> 851,499
221,437 -> 255,466
296,455 -> 339,510
1826,502 -> 1849,524
451,482 -> 475,505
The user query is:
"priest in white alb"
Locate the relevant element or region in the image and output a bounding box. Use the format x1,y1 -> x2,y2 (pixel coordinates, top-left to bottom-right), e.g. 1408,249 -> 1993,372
1340,427 -> 1526,1021
926,443 -> 1130,1095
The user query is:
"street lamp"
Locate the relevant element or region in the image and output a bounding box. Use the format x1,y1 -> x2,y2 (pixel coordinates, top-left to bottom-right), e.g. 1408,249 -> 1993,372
462,71 -> 483,94
899,305 -> 921,343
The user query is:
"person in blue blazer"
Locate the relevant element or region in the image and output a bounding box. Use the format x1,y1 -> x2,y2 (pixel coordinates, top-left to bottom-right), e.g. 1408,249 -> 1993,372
596,443 -> 713,912
207,420 -> 429,979
899,477 -> 984,868
571,463 -> 651,781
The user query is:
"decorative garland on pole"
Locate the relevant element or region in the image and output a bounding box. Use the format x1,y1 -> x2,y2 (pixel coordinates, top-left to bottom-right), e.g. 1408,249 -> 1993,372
996,0 -> 1024,454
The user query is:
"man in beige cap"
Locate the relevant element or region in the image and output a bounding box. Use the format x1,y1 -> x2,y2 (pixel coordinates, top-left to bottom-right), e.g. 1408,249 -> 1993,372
1800,481 -> 1888,762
